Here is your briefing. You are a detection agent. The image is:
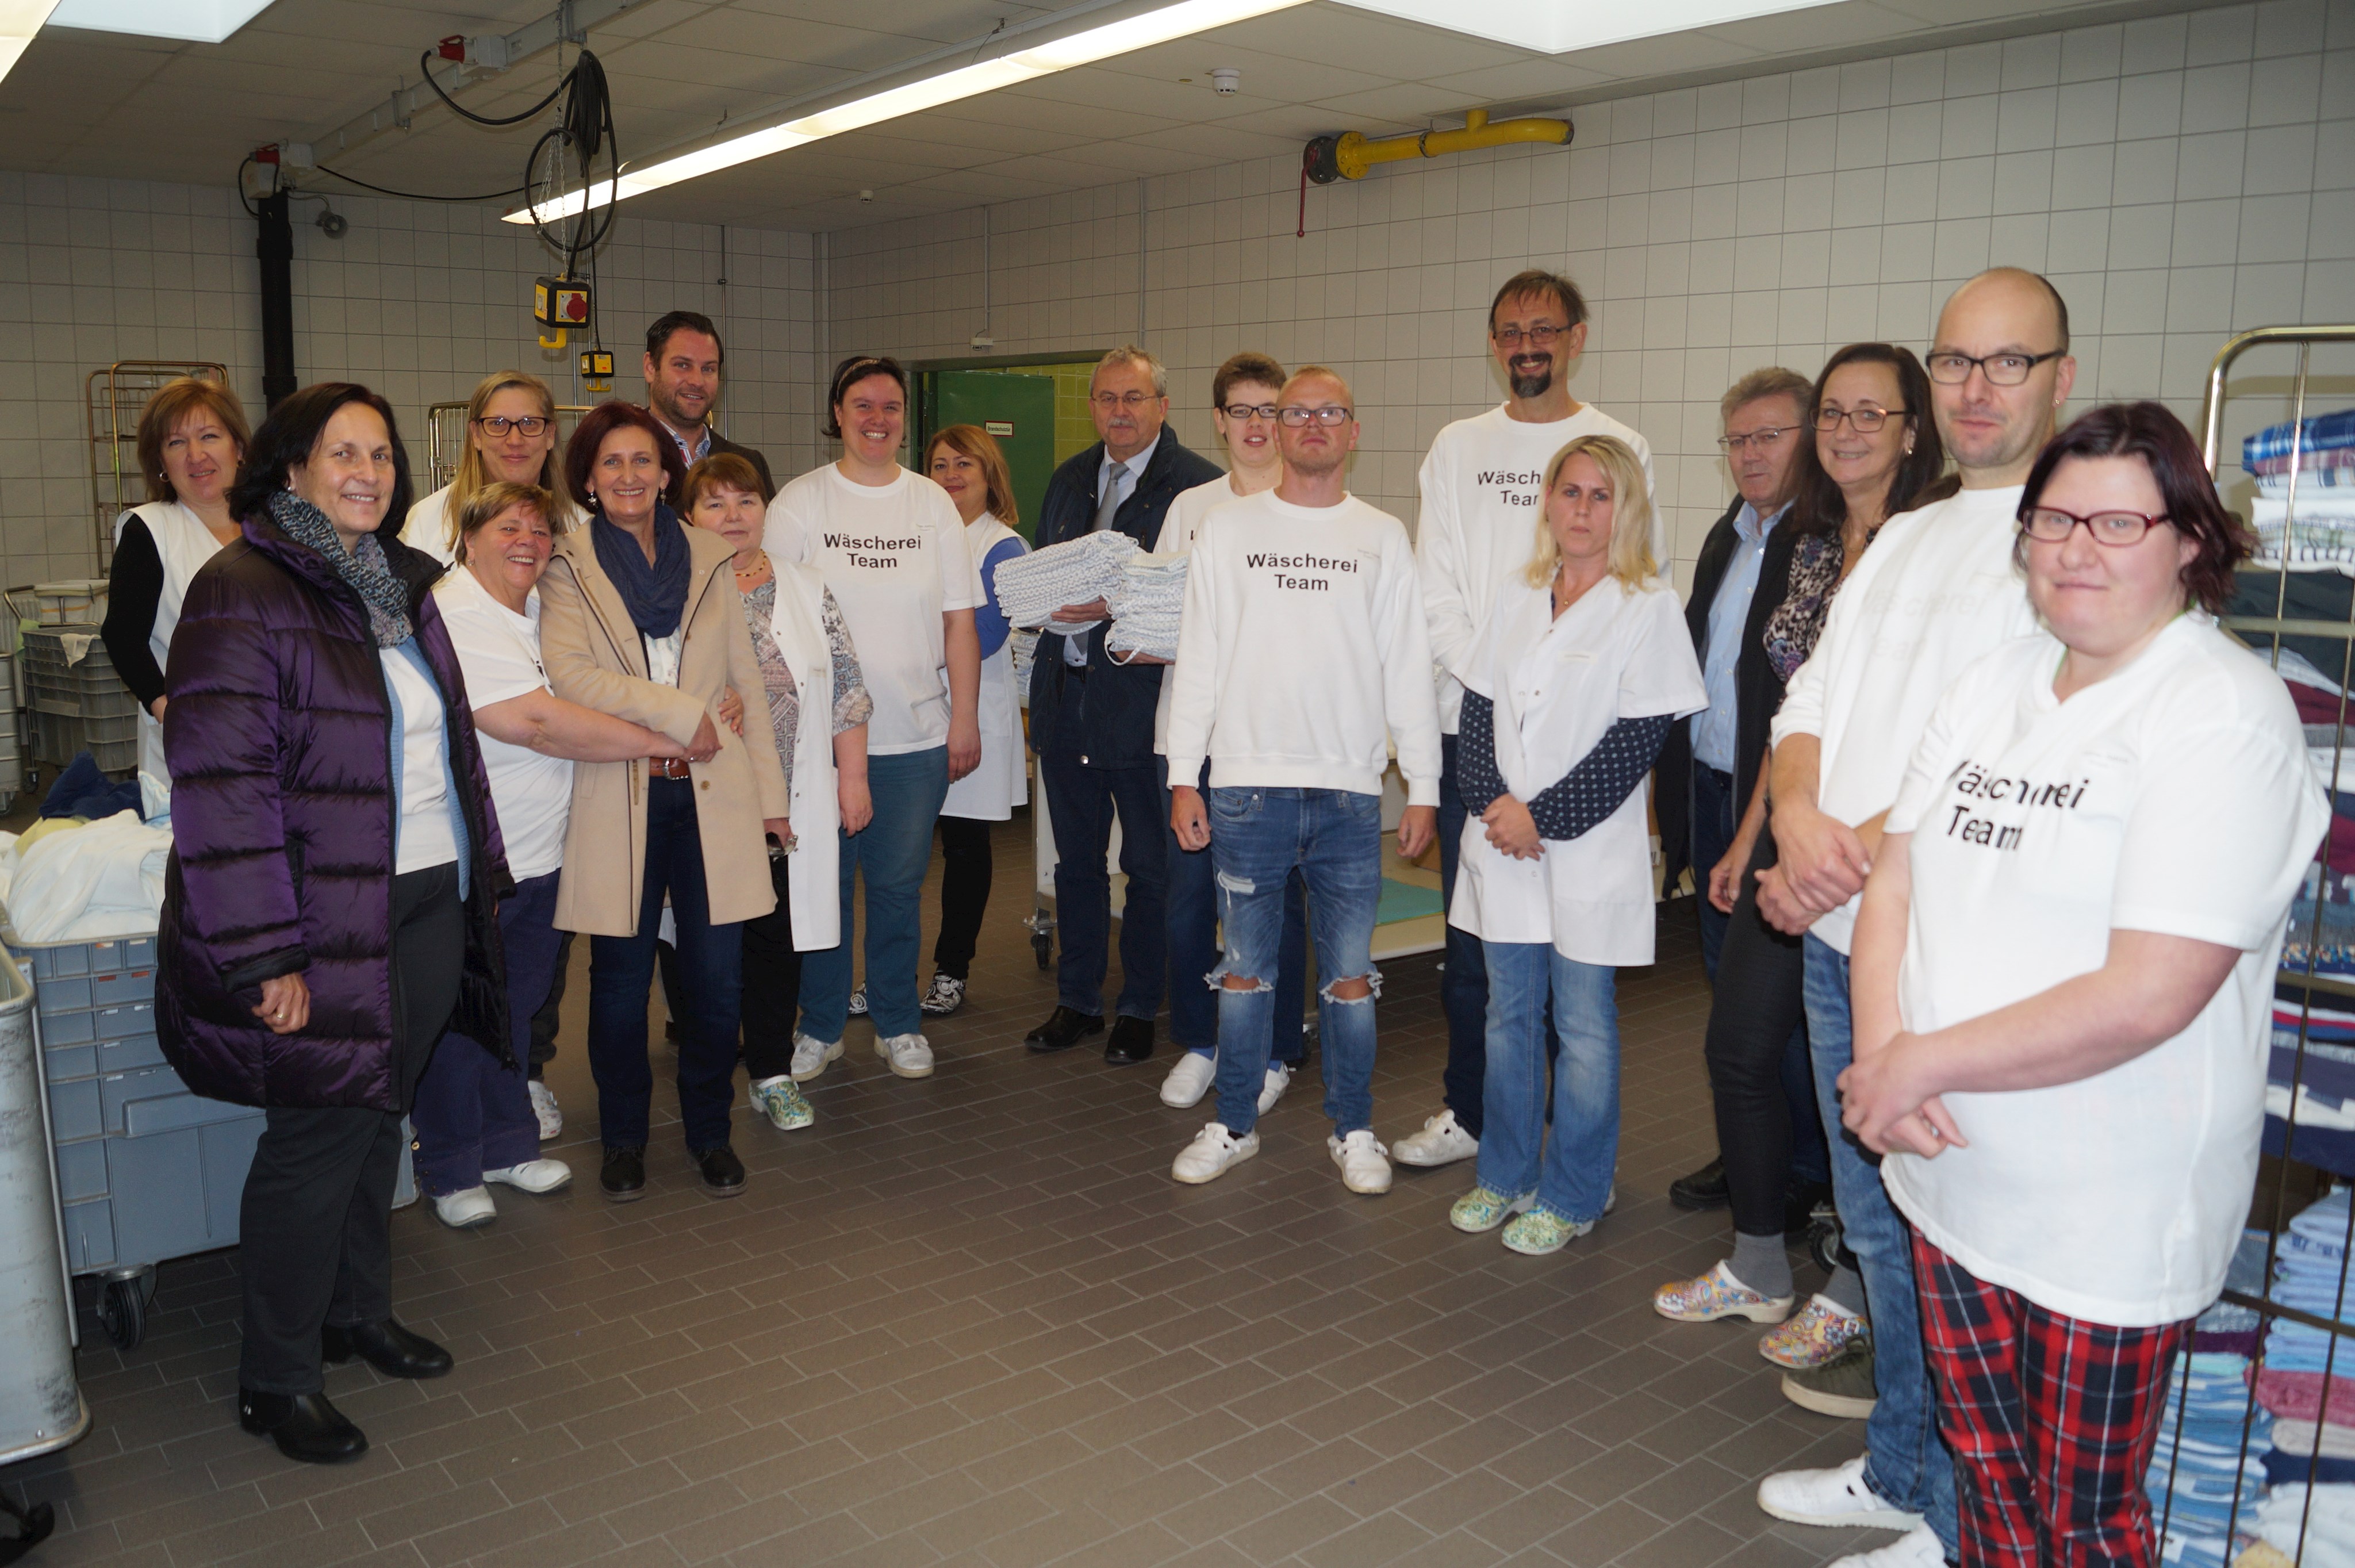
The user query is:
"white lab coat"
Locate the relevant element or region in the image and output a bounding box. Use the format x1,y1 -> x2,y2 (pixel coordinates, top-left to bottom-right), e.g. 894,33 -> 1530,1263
941,513 -> 1028,821
116,500 -> 230,803
1448,573 -> 1706,968
765,559 -> 844,950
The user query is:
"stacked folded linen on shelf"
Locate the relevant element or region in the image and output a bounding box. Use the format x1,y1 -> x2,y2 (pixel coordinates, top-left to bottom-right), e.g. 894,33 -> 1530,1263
2249,411 -> 2355,472
2253,1483 -> 2355,1567
2250,498 -> 2355,573
990,530 -> 1140,628
1103,551 -> 1188,661
2253,458 -> 2355,496
2151,1344 -> 2272,1568
2252,1189 -> 2355,1561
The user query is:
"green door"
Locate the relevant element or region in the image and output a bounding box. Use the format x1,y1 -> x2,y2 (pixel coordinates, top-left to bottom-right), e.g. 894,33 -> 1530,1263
933,370 -> 1057,542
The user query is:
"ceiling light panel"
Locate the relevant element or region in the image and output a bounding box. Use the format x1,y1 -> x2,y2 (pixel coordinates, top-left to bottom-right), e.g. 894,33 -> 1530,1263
46,0 -> 270,43
0,0 -> 57,80
1324,0 -> 1839,55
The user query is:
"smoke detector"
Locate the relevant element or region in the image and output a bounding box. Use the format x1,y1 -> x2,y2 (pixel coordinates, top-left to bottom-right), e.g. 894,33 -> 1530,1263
1210,67 -> 1240,94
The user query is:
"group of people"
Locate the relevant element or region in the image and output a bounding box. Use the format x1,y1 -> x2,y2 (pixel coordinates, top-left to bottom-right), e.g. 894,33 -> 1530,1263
116,269 -> 2327,1568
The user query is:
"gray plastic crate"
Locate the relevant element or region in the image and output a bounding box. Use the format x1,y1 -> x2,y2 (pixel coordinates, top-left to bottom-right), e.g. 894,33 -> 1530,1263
30,707 -> 136,777
22,626 -> 136,723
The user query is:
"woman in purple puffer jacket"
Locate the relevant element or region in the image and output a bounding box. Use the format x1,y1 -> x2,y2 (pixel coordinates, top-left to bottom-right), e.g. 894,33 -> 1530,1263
158,383 -> 513,1468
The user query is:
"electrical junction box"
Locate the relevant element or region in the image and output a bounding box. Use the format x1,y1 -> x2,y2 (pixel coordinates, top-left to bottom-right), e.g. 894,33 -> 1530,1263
533,277 -> 592,329
579,348 -> 615,391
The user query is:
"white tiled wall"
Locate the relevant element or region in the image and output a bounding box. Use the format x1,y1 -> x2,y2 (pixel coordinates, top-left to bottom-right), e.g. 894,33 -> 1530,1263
0,174 -> 820,586
830,1 -> 2355,585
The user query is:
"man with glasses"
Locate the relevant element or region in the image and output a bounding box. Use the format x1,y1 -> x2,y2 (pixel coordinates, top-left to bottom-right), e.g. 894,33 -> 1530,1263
642,309 -> 774,499
1751,267 -> 2074,1568
1656,365 -> 1816,1214
1164,367 -> 1441,1193
1023,345 -> 1220,1065
1397,267 -> 1657,1172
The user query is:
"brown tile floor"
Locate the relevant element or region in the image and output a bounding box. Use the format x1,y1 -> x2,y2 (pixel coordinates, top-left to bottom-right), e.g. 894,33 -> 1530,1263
5,815 -> 1903,1567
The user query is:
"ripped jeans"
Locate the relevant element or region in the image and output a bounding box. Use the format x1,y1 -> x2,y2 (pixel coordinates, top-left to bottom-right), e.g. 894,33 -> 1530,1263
1206,786 -> 1384,1137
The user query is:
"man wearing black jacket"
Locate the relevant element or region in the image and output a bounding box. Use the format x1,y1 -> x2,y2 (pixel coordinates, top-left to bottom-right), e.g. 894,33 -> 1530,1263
1025,346 -> 1221,1065
1656,366 -> 1819,1211
642,310 -> 776,499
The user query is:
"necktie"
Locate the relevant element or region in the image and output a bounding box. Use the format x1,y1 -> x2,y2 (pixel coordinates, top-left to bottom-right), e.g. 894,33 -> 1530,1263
1092,460 -> 1129,533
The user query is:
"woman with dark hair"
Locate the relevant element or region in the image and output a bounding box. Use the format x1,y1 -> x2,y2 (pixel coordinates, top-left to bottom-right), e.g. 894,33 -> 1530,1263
1840,401 -> 2327,1563
1654,344 -> 1946,1379
536,400 -> 789,1204
101,375 -> 251,793
157,381 -> 512,1465
763,356 -> 982,1083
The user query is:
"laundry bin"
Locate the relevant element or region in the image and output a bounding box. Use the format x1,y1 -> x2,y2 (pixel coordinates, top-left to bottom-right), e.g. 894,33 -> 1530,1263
0,940 -> 90,1466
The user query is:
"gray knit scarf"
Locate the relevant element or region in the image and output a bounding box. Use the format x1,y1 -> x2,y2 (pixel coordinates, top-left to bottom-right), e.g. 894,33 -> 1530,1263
267,488 -> 415,648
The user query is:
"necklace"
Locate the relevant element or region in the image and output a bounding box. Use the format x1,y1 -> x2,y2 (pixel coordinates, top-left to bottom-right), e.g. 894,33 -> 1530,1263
734,550 -> 769,581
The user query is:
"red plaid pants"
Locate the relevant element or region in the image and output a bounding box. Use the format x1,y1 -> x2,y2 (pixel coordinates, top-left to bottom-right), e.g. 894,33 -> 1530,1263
1911,1232 -> 2190,1568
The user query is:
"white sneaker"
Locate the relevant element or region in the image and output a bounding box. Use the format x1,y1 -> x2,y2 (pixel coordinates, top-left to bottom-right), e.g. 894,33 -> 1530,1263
789,1033 -> 843,1083
432,1187 -> 496,1228
1258,1063 -> 1292,1115
1392,1108 -> 1479,1168
875,1032 -> 934,1079
483,1159 -> 573,1194
1831,1525 -> 1947,1566
1329,1129 -> 1393,1194
1172,1121 -> 1259,1184
1756,1456 -> 1926,1532
1160,1050 -> 1217,1108
527,1078 -> 562,1140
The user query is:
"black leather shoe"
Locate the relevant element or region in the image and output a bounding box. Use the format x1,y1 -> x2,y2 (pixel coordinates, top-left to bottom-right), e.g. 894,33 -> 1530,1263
321,1318 -> 452,1379
1025,1006 -> 1103,1053
695,1144 -> 747,1198
601,1145 -> 646,1203
240,1388 -> 368,1465
1669,1155 -> 1730,1211
1103,1016 -> 1155,1066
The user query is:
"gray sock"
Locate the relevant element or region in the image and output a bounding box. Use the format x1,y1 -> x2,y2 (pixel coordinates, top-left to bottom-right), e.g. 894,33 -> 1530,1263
1728,1230 -> 1793,1302
1819,1264 -> 1866,1318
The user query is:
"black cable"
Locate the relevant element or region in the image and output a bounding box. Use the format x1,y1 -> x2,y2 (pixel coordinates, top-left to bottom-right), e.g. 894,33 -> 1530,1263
312,163 -> 528,202
236,154 -> 269,217
417,47 -> 569,127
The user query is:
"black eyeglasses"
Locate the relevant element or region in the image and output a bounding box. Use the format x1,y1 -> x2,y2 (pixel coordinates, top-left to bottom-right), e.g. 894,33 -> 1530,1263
2019,507 -> 2170,546
1090,390 -> 1159,409
1220,402 -> 1279,421
475,415 -> 552,437
1815,406 -> 1909,434
1926,349 -> 2066,386
1492,323 -> 1567,349
1277,406 -> 1353,427
1717,425 -> 1798,454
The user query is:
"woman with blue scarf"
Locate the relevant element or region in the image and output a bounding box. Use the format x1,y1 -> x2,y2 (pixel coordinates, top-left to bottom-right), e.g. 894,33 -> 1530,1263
537,401 -> 790,1204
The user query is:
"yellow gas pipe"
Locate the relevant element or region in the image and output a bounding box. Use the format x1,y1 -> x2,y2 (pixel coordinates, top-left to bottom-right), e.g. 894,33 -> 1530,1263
1310,108 -> 1572,184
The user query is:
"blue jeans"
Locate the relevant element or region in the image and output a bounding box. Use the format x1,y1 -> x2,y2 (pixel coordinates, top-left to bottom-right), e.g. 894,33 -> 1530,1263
1804,934 -> 1959,1554
1436,734 -> 1490,1134
1041,750 -> 1167,1019
1473,942 -> 1617,1220
800,745 -> 950,1041
411,869 -> 563,1194
587,779 -> 743,1152
1162,756 -> 1307,1061
1207,787 -> 1382,1136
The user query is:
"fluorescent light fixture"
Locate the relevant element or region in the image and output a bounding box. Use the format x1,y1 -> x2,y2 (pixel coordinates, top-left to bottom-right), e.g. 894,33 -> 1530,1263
45,0 -> 269,44
506,0 -> 1307,224
0,0 -> 56,80
1326,0 -> 1839,55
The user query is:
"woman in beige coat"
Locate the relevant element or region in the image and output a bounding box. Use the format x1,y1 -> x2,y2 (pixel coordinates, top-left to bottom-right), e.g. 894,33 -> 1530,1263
536,401 -> 788,1203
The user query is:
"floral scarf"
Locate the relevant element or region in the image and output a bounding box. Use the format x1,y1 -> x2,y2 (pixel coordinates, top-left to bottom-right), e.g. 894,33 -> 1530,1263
266,488 -> 415,647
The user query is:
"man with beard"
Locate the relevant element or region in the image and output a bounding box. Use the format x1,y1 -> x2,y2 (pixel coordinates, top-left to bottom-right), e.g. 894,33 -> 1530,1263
1164,366 -> 1441,1192
1396,269 -> 1657,1170
642,310 -> 775,499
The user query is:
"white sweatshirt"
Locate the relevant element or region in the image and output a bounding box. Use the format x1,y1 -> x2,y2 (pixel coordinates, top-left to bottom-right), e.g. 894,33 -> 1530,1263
1417,402 -> 1658,732
1164,489 -> 1444,806
1769,483 -> 2040,953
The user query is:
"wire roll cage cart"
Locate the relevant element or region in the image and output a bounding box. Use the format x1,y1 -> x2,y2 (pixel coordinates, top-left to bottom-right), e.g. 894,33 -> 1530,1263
2165,323 -> 2355,1566
423,400 -> 595,494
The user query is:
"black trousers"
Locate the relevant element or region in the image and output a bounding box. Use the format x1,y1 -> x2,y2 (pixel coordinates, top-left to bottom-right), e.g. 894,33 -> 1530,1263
933,815 -> 993,981
239,863 -> 463,1395
1704,830 -> 1818,1239
741,853 -> 802,1083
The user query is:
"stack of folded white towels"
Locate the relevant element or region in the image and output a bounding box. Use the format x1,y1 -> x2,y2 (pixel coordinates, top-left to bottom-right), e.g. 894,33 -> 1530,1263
991,530 -> 1140,628
1104,553 -> 1189,661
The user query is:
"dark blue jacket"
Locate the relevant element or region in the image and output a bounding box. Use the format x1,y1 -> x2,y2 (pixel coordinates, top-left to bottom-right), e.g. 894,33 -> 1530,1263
1027,432 -> 1221,767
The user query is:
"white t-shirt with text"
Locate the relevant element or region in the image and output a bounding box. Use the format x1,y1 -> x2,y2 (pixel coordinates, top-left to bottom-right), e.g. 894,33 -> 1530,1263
765,465 -> 982,756
1882,616 -> 2329,1325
